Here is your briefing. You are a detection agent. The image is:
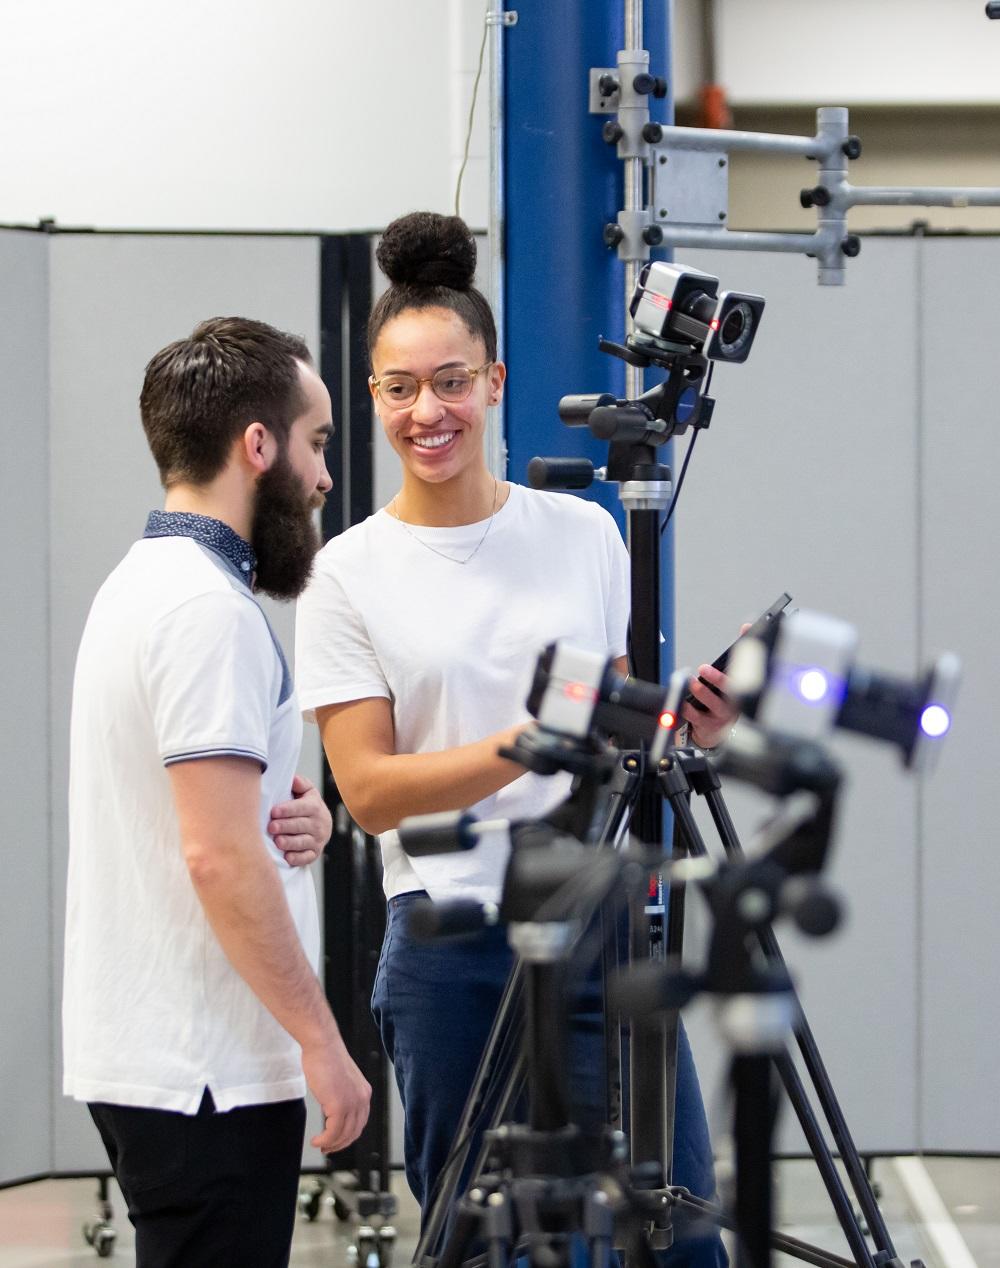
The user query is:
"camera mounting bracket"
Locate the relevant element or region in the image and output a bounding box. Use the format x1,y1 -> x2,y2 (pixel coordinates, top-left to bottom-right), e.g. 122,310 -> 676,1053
591,51 -> 1000,285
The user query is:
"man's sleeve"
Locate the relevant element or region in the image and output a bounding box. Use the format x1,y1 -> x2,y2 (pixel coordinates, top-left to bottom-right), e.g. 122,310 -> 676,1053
145,589 -> 278,770
295,562 -> 390,723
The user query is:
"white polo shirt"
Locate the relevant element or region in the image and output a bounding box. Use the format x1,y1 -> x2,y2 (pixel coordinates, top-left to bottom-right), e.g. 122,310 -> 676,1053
63,521 -> 319,1114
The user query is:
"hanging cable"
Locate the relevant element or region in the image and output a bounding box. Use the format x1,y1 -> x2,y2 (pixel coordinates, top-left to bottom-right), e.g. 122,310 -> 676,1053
660,361 -> 715,535
454,8 -> 490,216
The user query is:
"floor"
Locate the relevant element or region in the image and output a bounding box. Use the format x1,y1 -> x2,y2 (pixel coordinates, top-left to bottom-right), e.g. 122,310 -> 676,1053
0,1157 -> 998,1267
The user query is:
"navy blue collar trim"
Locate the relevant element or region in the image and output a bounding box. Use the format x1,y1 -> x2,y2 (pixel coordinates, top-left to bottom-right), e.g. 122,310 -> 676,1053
144,510 -> 256,584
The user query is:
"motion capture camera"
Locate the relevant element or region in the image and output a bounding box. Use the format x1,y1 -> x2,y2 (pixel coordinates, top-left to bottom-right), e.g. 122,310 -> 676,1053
533,263 -> 764,491
527,642 -> 684,759
629,261 -> 765,365
727,609 -> 960,771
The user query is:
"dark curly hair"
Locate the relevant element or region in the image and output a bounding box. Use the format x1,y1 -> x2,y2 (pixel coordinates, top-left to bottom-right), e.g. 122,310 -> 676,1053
368,212 -> 497,362
140,316 -> 312,487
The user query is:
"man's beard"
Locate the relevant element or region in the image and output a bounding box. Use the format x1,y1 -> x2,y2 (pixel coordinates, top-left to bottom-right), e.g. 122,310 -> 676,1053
250,451 -> 324,601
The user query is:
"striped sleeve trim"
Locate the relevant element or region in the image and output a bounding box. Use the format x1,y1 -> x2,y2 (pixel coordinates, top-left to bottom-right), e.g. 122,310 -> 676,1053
163,746 -> 268,772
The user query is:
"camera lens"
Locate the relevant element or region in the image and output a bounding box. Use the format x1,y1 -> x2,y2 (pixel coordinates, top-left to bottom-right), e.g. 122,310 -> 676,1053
717,301 -> 755,358
680,288 -> 717,325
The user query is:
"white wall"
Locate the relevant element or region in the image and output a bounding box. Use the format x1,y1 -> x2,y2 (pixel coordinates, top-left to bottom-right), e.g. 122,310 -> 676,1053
6,2 -> 998,237
0,0 -> 491,232
673,0 -> 1000,105
0,232 -> 52,1185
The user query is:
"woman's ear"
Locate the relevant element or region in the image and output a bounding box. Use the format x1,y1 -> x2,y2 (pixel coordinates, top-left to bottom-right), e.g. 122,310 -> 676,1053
489,361 -> 507,404
368,376 -> 383,420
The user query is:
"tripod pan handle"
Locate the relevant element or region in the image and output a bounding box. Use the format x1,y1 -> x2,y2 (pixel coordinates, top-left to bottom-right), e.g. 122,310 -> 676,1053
527,457 -> 595,490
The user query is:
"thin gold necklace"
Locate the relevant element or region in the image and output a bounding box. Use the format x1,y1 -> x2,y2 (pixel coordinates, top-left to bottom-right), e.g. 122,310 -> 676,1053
389,477 -> 500,566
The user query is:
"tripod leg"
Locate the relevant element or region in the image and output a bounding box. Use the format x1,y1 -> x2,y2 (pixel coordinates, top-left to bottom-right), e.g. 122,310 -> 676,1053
732,1054 -> 777,1268
484,1189 -> 514,1268
701,785 -> 898,1262
415,963 -> 526,1263
584,1190 -> 615,1268
436,1187 -> 490,1268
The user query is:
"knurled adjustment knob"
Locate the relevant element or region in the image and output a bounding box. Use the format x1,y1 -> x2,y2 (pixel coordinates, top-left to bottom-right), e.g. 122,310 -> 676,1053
598,73 -> 619,97
603,223 -> 625,248
800,185 -> 831,209
643,225 -> 664,246
633,73 -> 668,98
841,235 -> 862,258
602,120 -> 624,145
842,135 -> 862,159
642,122 -> 663,143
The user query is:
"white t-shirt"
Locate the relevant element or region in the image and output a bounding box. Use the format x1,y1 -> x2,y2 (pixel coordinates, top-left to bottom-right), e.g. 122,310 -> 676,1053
63,536 -> 319,1114
295,484 -> 630,903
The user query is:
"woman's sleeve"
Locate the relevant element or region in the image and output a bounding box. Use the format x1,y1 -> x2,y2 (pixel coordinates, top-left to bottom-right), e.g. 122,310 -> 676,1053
294,561 -> 390,723
603,512 -> 632,660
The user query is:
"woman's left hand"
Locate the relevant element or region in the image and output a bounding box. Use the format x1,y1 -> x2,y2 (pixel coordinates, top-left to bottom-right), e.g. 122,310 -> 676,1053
268,774 -> 333,867
681,622 -> 751,749
682,662 -> 740,749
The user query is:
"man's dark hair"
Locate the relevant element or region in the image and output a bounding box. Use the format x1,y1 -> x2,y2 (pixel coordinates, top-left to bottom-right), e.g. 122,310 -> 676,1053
140,317 -> 313,487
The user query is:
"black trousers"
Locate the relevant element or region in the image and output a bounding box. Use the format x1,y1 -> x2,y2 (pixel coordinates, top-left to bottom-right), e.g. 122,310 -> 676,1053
88,1089 -> 306,1268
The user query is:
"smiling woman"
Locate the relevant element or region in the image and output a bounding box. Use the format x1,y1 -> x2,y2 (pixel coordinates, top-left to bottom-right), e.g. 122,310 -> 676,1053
368,304 -> 504,513
293,211 -> 728,1266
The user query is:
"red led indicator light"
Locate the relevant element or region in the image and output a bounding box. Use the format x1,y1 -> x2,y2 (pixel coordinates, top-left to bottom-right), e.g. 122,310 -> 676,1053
658,710 -> 677,730
710,318 -> 720,331
564,681 -> 599,703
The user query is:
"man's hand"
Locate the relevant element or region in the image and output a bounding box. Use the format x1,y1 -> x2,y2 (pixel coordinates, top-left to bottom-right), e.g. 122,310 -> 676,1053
268,774 -> 332,867
681,623 -> 751,749
302,1036 -> 372,1153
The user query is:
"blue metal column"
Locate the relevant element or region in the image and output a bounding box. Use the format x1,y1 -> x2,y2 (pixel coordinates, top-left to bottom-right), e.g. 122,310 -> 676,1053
502,1 -> 681,1187
502,0 -> 674,680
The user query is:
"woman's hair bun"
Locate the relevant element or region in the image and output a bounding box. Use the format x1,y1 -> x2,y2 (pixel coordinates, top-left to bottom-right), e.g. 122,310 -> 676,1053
376,212 -> 477,290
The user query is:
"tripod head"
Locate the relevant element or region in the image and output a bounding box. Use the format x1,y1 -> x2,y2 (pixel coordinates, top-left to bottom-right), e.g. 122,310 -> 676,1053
529,260 -> 765,499
615,726 -> 843,1022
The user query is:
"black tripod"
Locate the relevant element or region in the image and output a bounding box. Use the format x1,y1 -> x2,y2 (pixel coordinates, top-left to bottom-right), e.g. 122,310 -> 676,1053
404,803 -> 728,1268
614,727 -> 846,1268
414,728 -> 917,1268
649,741 -> 918,1268
529,356 -> 716,1245
406,716 -> 884,1268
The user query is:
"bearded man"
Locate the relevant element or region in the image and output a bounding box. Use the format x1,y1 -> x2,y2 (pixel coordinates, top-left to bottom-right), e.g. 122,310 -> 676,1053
62,317 -> 370,1268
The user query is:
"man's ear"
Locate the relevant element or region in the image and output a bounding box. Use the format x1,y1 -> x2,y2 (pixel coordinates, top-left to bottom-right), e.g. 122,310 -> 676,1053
241,421 -> 277,474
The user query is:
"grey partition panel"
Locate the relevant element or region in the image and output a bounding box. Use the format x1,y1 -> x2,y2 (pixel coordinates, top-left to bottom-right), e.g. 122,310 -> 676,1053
0,232 -> 52,1184
48,234 -> 322,1172
920,237 -> 1000,1152
673,241 -> 921,1153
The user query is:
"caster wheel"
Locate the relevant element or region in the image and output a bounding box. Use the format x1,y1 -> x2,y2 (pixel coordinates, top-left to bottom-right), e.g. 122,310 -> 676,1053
95,1227 -> 117,1259
378,1225 -> 397,1268
357,1224 -> 379,1268
298,1180 -> 325,1222
84,1220 -> 117,1257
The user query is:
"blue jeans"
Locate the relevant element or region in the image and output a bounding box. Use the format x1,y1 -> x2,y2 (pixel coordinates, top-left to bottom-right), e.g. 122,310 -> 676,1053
372,892 -> 727,1266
